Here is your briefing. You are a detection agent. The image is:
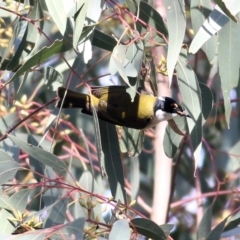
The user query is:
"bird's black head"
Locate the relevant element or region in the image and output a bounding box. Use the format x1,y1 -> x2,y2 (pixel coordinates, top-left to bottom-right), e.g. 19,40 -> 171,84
154,97 -> 191,118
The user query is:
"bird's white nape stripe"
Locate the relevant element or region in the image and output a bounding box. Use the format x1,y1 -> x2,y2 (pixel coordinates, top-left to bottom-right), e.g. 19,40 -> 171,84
158,96 -> 165,101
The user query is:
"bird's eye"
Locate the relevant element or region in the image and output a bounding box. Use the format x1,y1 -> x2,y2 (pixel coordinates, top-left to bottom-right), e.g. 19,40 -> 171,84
171,103 -> 179,109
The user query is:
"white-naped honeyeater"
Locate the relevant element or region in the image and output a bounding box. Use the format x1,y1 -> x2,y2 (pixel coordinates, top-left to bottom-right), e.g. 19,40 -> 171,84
56,86 -> 190,130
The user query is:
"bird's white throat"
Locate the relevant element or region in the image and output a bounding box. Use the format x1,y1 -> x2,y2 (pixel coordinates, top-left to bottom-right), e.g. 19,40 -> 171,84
146,109 -> 178,128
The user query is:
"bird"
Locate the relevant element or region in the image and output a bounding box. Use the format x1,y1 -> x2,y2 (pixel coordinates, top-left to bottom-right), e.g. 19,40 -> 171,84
56,86 -> 190,130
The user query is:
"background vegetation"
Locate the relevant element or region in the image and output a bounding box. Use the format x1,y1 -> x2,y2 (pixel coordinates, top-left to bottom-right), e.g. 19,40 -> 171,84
0,0 -> 240,239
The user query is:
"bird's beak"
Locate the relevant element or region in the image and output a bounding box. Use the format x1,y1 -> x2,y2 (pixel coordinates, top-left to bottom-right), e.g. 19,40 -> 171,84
185,112 -> 191,118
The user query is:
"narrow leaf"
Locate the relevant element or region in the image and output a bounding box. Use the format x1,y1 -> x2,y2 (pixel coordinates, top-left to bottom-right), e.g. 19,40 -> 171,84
199,83 -> 213,124
129,157 -> 140,200
10,189 -> 32,213
163,116 -> 187,158
197,205 -> 212,240
73,2 -> 89,48
0,150 -> 21,185
44,198 -> 68,228
131,218 -> 167,240
176,49 -> 202,173
118,127 -> 144,157
190,0 -> 217,62
99,121 -> 126,203
206,216 -> 229,240
109,220 -> 131,240
218,19 -> 240,127
45,0 -> 68,36
92,29 -> 117,52
189,5 -> 230,54
7,39 -> 72,84
8,134 -> 67,175
138,1 -> 168,37
163,0 -> 186,84
215,0 -> 240,22
42,67 -> 63,91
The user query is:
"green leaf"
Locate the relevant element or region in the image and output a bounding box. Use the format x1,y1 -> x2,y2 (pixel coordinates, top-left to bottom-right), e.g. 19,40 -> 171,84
10,189 -> 32,213
0,209 -> 15,234
1,232 -> 46,239
1,20 -> 20,71
109,45 -> 138,100
224,210 -> 240,232
218,19 -> 240,127
131,218 -> 167,240
206,216 -> 229,240
6,21 -> 28,71
7,39 -> 72,84
159,224 -> 174,236
0,150 -> 21,185
125,41 -> 144,76
45,0 -> 68,36
80,171 -> 95,193
126,0 -> 140,14
119,128 -> 144,157
190,0 -> 217,62
28,135 -> 45,182
215,0 -> 239,22
163,116 -> 187,158
42,66 -> 63,91
7,1 -> 43,71
109,220 -> 131,240
8,134 -> 67,176
189,5 -> 230,54
129,157 -> 140,200
44,198 -> 68,228
54,217 -> 85,239
176,49 -> 202,173
92,106 -> 105,178
199,83 -> 213,124
138,1 -> 168,37
197,205 -> 212,240
0,113 -> 20,134
163,0 -> 186,84
78,25 -> 96,45
99,121 -> 126,203
92,29 -> 117,51
73,1 -> 89,48
0,190 -> 15,211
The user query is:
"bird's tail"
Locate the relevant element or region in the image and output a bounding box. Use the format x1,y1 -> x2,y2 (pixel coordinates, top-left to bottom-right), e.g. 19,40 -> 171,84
56,87 -> 91,109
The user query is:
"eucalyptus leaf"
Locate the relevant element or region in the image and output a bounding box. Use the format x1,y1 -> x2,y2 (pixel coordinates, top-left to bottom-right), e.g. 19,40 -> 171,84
197,205 -> 212,240
45,0 -> 69,36
118,127 -> 144,157
218,19 -> 240,127
190,0 -> 217,62
163,0 -> 186,84
0,150 -> 21,185
189,5 -> 230,54
7,39 -> 72,84
176,49 -> 202,173
73,1 -> 88,48
42,66 -> 63,91
99,121 -> 126,203
44,198 -> 68,228
109,220 -> 131,240
92,29 -> 117,52
131,218 -> 167,240
8,134 -> 67,176
206,216 -> 228,240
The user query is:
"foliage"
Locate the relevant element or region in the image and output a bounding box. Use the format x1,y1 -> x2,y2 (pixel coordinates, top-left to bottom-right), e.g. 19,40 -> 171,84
0,0 -> 240,239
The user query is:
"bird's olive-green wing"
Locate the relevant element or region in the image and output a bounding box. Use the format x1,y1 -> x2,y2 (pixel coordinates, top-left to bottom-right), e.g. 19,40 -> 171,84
96,94 -> 157,129
91,86 -> 131,103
